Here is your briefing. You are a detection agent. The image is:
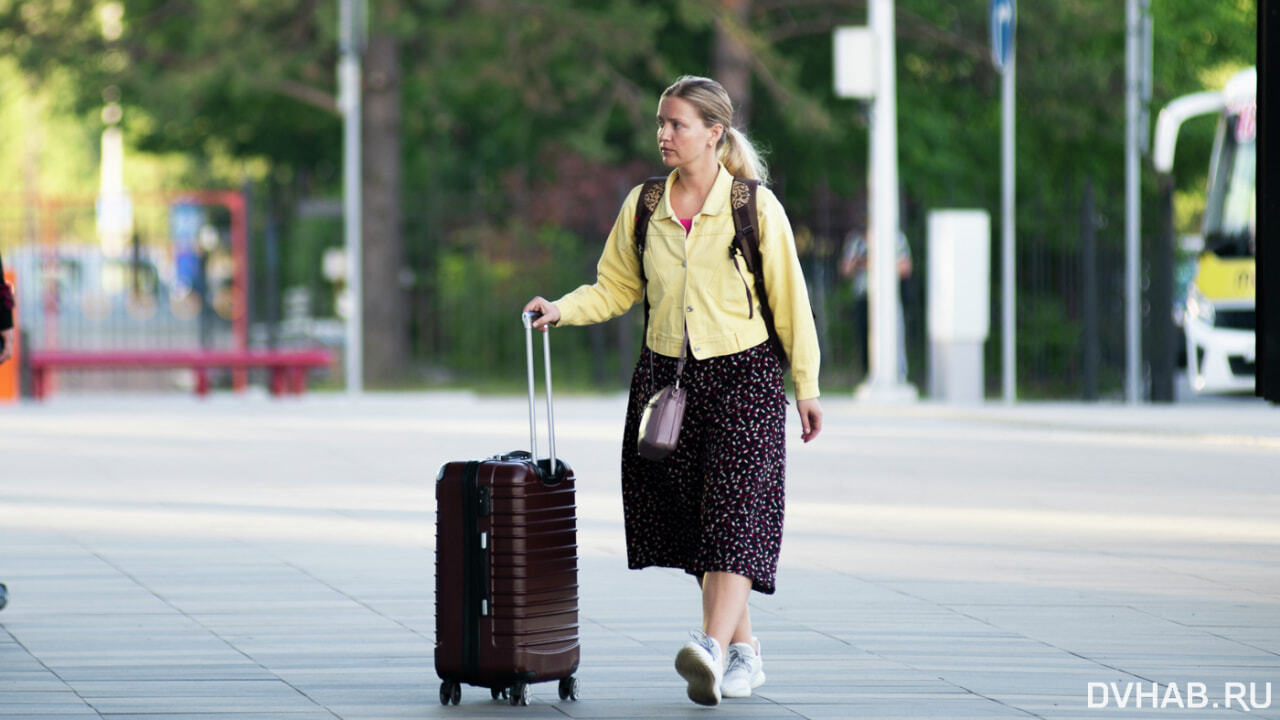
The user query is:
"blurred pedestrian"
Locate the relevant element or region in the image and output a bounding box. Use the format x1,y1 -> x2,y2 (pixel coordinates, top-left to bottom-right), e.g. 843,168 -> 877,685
0,249 -> 13,368
524,75 -> 822,706
0,247 -> 13,612
839,228 -> 913,382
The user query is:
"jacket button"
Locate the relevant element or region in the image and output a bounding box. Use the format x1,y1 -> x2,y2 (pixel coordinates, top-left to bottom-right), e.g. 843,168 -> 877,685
686,306 -> 693,312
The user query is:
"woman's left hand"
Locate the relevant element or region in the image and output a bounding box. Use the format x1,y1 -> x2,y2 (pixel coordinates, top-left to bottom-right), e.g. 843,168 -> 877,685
796,397 -> 823,443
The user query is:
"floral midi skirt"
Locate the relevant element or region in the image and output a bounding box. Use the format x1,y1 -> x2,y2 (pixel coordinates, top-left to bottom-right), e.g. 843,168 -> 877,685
620,341 -> 787,594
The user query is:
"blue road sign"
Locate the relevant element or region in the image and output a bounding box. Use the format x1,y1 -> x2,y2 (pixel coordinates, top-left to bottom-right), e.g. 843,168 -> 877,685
990,0 -> 1015,72
170,203 -> 204,291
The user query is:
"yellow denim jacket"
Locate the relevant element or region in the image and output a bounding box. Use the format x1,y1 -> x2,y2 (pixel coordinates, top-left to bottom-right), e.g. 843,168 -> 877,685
554,164 -> 821,400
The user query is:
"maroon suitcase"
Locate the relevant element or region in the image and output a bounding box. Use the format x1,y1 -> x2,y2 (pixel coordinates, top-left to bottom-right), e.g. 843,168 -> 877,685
434,313 -> 580,707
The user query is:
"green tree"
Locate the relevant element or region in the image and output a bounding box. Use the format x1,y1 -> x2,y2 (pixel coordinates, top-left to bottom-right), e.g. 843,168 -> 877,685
1,0 -> 1256,396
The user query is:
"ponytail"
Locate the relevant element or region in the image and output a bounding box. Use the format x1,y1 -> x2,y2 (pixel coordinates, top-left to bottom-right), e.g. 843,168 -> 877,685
719,126 -> 769,186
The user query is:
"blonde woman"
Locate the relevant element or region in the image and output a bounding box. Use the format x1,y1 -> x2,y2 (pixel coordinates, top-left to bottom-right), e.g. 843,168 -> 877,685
524,76 -> 822,706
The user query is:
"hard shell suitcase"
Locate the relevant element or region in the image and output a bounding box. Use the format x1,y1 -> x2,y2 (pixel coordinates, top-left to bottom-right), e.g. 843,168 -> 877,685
434,312 -> 580,707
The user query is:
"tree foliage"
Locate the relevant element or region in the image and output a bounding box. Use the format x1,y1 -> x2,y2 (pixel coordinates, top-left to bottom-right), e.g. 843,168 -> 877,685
0,0 -> 1257,395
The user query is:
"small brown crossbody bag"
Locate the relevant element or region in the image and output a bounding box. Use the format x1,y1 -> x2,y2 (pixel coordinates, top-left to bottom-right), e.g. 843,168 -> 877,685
636,328 -> 688,461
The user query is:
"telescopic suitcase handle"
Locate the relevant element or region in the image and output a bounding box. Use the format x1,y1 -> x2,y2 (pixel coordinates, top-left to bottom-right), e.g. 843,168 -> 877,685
521,311 -> 563,485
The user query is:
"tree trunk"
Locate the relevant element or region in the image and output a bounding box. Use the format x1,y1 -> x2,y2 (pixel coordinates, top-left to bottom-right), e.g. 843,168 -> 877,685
361,21 -> 408,386
714,0 -> 753,125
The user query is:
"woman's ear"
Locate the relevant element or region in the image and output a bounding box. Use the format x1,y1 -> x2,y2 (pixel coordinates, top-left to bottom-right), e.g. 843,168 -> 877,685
711,123 -> 725,147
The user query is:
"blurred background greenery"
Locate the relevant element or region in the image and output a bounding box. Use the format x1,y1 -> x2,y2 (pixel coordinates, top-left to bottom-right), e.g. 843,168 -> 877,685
0,0 -> 1257,397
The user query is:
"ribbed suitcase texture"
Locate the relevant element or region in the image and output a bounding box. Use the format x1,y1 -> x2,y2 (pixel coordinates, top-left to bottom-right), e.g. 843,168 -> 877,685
435,454 -> 579,705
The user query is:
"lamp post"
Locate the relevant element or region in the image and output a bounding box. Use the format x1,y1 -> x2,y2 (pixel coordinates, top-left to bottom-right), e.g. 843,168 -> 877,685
1123,0 -> 1152,403
339,0 -> 364,395
835,0 -> 916,403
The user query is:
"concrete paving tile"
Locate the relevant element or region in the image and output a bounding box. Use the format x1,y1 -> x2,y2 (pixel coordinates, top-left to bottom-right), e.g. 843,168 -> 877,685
12,633 -> 236,656
87,696 -> 322,714
763,662 -> 920,679
386,705 -> 570,720
69,679 -> 303,699
0,716 -> 100,720
0,691 -> 91,707
0,677 -> 72,691
331,701 -> 564,719
556,700 -> 804,718
304,688 -> 434,705
537,686 -> 673,702
1032,710 -> 1275,720
756,689 -> 976,704
0,648 -> 45,672
50,663 -> 273,682
786,698 -> 1022,719
0,705 -> 99,717
569,667 -> 680,685
101,715 -> 336,720
940,673 -> 1144,698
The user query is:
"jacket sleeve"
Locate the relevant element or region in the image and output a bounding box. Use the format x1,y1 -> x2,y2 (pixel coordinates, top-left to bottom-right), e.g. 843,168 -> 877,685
756,188 -> 821,400
553,185 -> 646,326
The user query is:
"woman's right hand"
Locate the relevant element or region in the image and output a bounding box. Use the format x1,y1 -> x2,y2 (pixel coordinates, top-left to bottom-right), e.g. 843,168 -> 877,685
522,297 -> 561,331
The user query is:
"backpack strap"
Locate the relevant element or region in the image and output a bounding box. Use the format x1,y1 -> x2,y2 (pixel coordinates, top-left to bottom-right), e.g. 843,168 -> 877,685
633,177 -> 667,343
729,178 -> 790,373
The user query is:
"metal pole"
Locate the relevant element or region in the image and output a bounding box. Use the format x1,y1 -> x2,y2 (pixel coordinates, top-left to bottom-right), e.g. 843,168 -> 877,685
1001,36 -> 1016,404
1151,175 -> 1175,402
1082,178 -> 1099,400
856,0 -> 914,402
1124,0 -> 1142,403
523,313 -> 538,461
871,0 -> 898,392
340,0 -> 363,395
1260,1 -> 1278,404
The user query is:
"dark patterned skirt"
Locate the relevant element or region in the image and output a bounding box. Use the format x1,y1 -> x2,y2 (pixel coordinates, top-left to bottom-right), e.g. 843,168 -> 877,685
621,341 -> 787,594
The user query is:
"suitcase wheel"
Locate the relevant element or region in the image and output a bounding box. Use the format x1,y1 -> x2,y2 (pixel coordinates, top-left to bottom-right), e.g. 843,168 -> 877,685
558,676 -> 579,702
439,680 -> 461,706
509,681 -> 530,706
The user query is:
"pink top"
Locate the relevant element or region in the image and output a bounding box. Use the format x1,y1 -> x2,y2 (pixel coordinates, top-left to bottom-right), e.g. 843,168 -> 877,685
678,217 -> 693,235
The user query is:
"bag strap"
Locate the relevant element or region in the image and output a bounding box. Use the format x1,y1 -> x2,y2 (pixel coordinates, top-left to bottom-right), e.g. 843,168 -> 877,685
633,176 -> 667,341
729,178 -> 790,373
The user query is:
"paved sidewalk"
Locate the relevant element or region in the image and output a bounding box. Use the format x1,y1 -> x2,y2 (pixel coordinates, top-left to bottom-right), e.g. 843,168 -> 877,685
1,393 -> 1277,719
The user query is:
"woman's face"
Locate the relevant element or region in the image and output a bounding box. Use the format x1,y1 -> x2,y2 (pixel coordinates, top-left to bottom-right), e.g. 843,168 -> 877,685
656,96 -> 722,170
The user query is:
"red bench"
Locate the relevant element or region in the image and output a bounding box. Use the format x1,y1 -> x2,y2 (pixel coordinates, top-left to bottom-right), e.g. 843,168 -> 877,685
27,349 -> 334,399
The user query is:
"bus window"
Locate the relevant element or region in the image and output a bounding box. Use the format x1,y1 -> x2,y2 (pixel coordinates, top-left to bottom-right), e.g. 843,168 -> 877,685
1204,106 -> 1256,258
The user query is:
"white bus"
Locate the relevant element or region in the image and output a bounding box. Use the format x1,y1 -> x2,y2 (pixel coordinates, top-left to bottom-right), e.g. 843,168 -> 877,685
1155,67 -> 1256,394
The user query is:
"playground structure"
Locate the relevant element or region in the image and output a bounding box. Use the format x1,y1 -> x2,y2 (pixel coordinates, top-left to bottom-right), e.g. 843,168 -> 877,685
0,190 -> 333,399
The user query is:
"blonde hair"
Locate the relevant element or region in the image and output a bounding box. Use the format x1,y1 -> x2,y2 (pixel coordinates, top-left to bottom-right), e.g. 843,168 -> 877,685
661,75 -> 769,186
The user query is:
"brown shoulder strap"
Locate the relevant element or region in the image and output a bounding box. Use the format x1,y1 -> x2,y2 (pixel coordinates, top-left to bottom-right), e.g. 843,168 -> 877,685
634,177 -> 666,341
634,177 -> 666,259
730,178 -> 790,373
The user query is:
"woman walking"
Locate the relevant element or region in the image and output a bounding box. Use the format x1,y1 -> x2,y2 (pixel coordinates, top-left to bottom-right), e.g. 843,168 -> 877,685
523,75 -> 822,706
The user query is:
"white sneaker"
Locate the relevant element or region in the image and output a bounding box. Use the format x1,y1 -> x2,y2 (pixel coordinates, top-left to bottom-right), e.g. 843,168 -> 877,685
722,638 -> 765,698
675,630 -> 723,706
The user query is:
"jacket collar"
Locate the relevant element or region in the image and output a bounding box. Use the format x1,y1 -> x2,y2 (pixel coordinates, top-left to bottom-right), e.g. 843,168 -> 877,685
653,163 -> 733,221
